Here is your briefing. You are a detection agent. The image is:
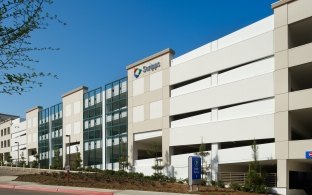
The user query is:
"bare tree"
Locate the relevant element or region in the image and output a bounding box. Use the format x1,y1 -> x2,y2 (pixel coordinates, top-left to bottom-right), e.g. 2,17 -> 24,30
0,0 -> 65,94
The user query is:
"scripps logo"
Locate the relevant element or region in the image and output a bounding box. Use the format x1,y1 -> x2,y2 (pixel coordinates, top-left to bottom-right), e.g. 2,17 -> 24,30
133,62 -> 160,78
134,68 -> 142,78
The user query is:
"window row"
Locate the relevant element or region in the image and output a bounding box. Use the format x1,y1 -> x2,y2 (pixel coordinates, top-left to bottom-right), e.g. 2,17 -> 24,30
50,103 -> 63,120
106,110 -> 127,122
84,117 -> 102,129
0,127 -> 10,136
39,151 -> 49,160
105,79 -> 127,99
84,140 -> 102,151
0,140 -> 10,148
39,108 -> 49,124
51,129 -> 63,138
83,107 -> 102,119
83,147 -> 102,166
52,137 -> 63,146
106,125 -> 127,137
106,99 -> 127,113
83,129 -> 102,140
84,88 -> 102,108
39,133 -> 49,141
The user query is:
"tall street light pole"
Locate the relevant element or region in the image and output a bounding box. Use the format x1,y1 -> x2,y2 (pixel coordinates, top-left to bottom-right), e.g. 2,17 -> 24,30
15,142 -> 19,166
65,135 -> 71,183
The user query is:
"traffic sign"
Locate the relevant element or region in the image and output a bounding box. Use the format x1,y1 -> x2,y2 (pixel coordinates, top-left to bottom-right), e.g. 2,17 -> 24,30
306,151 -> 312,159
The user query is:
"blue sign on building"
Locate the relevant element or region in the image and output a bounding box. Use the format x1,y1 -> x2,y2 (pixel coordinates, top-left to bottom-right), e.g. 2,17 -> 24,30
188,156 -> 201,185
306,151 -> 312,159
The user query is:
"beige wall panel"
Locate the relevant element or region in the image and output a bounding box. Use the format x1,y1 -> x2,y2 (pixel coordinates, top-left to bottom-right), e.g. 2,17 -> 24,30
275,141 -> 289,159
289,139 -> 312,159
289,89 -> 312,110
162,128 -> 170,164
132,118 -> 163,133
275,112 -> 289,142
274,26 -> 288,53
275,50 -> 288,70
163,68 -> 170,87
62,87 -> 86,167
128,80 -> 133,97
275,93 -> 289,112
162,99 -> 170,117
132,89 -> 162,107
274,69 -> 289,95
162,117 -> 170,129
144,103 -> 150,120
277,159 -> 288,188
289,43 -> 312,67
274,5 -> 288,28
288,0 -> 312,24
162,86 -> 170,99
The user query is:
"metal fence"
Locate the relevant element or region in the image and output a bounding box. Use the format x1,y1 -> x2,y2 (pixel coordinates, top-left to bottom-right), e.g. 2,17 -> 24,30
219,172 -> 277,187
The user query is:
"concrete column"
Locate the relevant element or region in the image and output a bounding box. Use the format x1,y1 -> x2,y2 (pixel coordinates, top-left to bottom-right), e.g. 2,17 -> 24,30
127,133 -> 137,168
211,73 -> 218,87
211,108 -> 218,121
211,143 -> 220,181
162,128 -> 171,164
277,159 -> 288,194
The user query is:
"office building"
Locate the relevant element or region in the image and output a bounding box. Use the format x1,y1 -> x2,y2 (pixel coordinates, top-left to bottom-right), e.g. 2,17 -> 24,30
1,1 -> 311,194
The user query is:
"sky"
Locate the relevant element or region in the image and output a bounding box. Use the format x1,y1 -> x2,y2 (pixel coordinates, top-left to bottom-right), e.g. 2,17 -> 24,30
1,0 -> 277,117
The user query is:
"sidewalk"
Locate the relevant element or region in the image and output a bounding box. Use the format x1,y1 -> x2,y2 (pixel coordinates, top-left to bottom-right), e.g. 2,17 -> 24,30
0,176 -> 197,195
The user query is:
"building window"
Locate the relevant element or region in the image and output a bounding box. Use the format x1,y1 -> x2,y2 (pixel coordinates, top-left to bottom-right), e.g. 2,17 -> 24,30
1,141 -> 3,148
4,140 -> 6,147
7,127 -> 10,135
1,129 -> 3,136
4,128 -> 6,136
7,140 -> 10,147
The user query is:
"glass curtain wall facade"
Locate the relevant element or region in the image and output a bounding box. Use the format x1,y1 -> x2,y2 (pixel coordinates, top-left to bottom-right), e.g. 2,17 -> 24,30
38,108 -> 50,168
50,103 -> 63,167
83,88 -> 103,169
105,77 -> 128,170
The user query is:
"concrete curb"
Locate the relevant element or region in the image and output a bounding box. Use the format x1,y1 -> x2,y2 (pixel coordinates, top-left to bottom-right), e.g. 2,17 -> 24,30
0,184 -> 114,195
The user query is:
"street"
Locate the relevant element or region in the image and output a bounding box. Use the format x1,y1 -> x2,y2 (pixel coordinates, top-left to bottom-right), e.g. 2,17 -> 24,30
0,188 -> 68,195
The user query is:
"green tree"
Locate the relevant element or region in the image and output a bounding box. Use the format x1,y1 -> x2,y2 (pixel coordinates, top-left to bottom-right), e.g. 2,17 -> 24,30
72,146 -> 82,171
147,142 -> 164,175
244,140 -> 266,193
0,0 -> 64,94
196,139 -> 209,179
4,153 -> 12,165
119,139 -> 129,171
51,148 -> 62,169
31,151 -> 39,168
19,152 -> 26,167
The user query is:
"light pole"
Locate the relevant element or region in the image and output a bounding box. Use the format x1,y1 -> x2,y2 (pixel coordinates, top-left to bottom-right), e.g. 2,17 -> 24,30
65,135 -> 71,183
66,135 -> 71,168
15,142 -> 19,166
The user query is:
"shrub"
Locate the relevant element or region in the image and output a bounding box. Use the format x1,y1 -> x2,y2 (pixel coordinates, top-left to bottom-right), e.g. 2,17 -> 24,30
217,180 -> 225,188
210,180 -> 224,188
229,183 -> 241,191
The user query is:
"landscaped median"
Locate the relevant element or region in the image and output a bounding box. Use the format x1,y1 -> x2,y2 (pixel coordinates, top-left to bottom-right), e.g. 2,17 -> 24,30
15,170 -> 267,195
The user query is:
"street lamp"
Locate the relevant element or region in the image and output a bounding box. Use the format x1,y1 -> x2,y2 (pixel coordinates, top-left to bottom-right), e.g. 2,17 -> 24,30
66,135 -> 71,169
65,135 -> 71,183
15,142 -> 19,166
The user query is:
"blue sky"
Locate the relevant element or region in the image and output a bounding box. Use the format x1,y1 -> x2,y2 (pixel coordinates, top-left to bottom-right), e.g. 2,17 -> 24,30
1,0 -> 276,117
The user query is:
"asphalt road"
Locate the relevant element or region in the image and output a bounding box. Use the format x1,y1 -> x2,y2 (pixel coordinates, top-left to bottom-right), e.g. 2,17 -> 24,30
0,188 -> 68,195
